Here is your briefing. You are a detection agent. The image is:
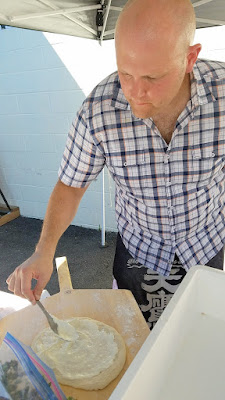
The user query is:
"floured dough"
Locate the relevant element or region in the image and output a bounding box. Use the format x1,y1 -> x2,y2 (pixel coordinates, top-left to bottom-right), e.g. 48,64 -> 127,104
32,317 -> 126,390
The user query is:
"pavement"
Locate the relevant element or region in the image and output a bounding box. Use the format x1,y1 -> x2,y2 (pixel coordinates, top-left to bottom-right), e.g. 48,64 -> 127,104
0,216 -> 117,295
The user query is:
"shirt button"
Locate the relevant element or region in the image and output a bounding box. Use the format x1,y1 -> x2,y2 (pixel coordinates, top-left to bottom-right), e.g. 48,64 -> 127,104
171,226 -> 176,233
193,152 -> 200,159
168,206 -> 174,214
124,162 -> 127,166
211,152 -> 215,157
164,155 -> 170,163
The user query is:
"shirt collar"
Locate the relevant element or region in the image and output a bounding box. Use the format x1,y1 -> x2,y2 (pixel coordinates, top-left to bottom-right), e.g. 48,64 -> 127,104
111,75 -> 129,110
192,59 -> 217,107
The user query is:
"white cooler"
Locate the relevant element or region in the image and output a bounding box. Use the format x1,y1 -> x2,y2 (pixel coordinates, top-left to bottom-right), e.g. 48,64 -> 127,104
109,265 -> 225,400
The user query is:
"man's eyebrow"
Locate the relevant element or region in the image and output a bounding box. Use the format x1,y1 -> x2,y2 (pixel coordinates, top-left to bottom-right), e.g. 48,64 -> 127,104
143,71 -> 167,79
119,69 -> 130,74
118,70 -> 167,79
143,74 -> 157,79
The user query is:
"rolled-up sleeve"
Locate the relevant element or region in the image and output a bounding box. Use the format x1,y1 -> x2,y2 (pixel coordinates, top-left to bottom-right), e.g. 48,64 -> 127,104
58,106 -> 105,187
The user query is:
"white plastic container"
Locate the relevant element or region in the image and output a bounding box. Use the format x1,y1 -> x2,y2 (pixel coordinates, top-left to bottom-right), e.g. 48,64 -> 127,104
109,265 -> 225,400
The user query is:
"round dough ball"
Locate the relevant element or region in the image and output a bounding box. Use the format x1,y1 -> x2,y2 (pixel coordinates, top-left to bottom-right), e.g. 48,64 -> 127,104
32,317 -> 126,390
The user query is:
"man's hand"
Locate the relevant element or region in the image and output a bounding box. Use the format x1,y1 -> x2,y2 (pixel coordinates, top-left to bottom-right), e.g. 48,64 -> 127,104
6,252 -> 53,305
6,181 -> 88,305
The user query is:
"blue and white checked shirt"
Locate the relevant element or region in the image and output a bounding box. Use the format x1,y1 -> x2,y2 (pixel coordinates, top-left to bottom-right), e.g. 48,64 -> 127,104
59,59 -> 225,276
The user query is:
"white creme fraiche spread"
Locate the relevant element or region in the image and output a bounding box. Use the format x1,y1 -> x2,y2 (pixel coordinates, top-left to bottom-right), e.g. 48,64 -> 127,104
51,315 -> 79,341
32,318 -> 119,381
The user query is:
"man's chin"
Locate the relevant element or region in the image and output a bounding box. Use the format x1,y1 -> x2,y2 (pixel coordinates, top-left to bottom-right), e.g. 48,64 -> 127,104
130,104 -> 155,119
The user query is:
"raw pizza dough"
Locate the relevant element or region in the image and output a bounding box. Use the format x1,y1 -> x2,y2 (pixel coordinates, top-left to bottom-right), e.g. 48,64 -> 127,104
31,317 -> 126,390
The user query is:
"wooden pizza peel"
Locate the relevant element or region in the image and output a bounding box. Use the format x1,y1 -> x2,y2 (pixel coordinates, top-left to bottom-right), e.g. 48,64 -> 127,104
0,257 -> 150,399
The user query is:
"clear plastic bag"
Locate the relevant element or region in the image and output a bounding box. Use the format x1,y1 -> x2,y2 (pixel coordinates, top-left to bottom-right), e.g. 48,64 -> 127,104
0,332 -> 67,400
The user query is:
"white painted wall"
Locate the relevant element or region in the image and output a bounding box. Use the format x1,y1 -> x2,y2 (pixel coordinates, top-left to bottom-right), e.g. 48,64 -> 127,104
0,25 -> 225,231
0,27 -> 117,231
194,25 -> 225,62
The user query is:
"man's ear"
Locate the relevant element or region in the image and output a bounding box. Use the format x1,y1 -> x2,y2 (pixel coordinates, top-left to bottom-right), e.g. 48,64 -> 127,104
186,43 -> 202,73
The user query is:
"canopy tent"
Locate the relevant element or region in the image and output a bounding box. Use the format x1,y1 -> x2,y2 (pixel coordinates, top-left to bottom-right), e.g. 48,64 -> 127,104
0,0 -> 225,43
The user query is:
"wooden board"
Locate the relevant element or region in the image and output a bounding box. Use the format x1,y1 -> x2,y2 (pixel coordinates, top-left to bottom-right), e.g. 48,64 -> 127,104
0,257 -> 150,399
0,203 -> 20,226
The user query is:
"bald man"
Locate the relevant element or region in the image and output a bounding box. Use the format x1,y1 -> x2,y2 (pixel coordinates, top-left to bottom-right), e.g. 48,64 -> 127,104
7,0 -> 225,329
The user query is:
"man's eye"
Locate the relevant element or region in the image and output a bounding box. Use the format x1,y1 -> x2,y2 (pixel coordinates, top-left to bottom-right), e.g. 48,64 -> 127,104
122,73 -> 132,79
146,76 -> 156,82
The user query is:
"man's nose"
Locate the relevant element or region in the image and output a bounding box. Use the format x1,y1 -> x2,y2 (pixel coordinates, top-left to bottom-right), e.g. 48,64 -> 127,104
130,79 -> 148,99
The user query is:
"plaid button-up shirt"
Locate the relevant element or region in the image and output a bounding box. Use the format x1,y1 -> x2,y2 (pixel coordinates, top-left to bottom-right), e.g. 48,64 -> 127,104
59,59 -> 225,276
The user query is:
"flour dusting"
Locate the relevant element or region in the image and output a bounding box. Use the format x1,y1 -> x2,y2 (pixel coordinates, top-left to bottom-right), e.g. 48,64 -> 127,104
115,304 -> 136,319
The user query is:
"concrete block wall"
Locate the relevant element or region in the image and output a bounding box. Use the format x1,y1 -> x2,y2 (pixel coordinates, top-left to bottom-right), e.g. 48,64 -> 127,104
0,27 -> 117,231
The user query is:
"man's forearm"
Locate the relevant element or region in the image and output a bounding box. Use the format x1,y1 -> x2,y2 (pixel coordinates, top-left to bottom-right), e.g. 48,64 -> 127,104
35,180 -> 88,258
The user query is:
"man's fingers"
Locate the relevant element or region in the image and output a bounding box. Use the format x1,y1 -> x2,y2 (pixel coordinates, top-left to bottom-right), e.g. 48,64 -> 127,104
6,273 -> 13,285
6,255 -> 53,305
33,278 -> 47,302
13,273 -> 22,297
7,268 -> 35,304
6,273 -> 15,292
20,271 -> 36,304
8,271 -> 27,299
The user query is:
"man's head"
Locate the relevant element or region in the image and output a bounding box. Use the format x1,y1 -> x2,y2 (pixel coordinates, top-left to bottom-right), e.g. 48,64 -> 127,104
115,0 -> 201,119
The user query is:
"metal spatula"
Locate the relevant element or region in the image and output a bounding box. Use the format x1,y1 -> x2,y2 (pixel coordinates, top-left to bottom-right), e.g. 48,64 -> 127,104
36,300 -> 59,335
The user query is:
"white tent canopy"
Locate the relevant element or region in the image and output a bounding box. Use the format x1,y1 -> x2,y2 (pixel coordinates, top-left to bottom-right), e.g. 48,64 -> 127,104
0,0 -> 225,42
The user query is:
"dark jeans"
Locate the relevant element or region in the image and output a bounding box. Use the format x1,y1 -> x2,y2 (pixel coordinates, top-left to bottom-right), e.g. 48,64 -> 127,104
113,233 -> 224,329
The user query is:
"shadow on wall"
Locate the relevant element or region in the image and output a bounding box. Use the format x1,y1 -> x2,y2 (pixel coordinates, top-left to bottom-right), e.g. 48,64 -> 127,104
0,27 -> 117,231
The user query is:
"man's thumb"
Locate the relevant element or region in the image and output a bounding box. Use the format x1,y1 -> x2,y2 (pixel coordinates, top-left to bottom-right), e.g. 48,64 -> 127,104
34,279 -> 47,301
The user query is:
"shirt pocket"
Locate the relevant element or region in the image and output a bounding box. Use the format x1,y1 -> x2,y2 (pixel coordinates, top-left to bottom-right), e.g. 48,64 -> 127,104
106,153 -> 155,193
192,148 -> 225,185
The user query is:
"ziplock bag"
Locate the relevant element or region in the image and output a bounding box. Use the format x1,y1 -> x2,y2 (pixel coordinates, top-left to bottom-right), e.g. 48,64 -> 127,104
0,332 -> 67,400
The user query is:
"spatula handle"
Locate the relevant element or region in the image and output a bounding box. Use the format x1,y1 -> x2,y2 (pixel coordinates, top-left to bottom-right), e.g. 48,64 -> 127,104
36,300 -> 58,335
